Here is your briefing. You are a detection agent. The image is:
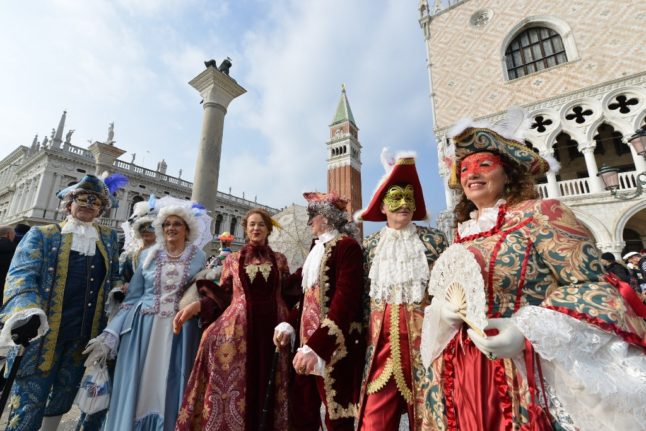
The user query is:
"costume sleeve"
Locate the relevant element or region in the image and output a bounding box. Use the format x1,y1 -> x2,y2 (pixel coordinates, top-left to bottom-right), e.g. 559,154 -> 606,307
0,228 -> 49,344
104,254 -> 147,337
306,239 -> 364,363
529,199 -> 646,338
509,199 -> 646,430
199,253 -> 233,327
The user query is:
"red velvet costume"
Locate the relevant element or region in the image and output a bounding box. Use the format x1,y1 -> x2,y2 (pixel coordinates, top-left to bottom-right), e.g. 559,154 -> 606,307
290,234 -> 366,430
176,244 -> 290,431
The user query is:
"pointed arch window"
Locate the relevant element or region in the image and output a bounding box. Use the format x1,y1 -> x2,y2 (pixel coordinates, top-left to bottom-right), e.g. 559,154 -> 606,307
505,27 -> 568,80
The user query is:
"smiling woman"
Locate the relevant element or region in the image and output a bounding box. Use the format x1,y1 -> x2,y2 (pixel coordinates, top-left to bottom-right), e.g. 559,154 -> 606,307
176,208 -> 293,431
84,204 -> 207,431
421,109 -> 646,431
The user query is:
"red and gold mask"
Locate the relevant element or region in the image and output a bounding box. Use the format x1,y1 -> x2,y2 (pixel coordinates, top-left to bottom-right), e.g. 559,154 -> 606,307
459,153 -> 504,179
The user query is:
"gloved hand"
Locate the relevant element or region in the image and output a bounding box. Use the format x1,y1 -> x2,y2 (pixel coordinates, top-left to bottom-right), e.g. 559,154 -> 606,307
273,322 -> 295,349
11,315 -> 41,346
440,299 -> 464,329
467,318 -> 525,360
82,332 -> 117,367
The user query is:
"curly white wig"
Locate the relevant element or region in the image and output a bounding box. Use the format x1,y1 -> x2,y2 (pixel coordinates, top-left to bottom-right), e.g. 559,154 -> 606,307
153,205 -> 200,244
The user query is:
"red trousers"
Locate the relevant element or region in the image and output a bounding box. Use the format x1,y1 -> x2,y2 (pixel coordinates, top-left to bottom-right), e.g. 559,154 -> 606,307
359,378 -> 414,431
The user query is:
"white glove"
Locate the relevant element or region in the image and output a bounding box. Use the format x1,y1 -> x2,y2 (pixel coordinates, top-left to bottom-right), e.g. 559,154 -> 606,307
468,318 -> 525,360
273,322 -> 295,349
82,332 -> 118,367
440,299 -> 464,329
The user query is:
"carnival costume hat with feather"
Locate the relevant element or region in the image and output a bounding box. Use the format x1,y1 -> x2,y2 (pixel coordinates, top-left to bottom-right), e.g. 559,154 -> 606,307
56,173 -> 128,209
447,107 -> 559,189
354,148 -> 428,222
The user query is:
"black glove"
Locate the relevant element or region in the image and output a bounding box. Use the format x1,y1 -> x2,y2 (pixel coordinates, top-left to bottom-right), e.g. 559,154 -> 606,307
11,315 -> 40,346
113,290 -> 125,302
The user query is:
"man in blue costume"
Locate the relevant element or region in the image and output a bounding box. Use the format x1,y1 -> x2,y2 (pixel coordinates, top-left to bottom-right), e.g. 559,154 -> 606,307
0,174 -> 123,431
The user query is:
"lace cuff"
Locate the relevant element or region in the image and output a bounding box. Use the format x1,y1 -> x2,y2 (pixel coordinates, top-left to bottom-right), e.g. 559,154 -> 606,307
512,305 -> 646,430
0,308 -> 49,347
274,322 -> 295,349
299,344 -> 326,377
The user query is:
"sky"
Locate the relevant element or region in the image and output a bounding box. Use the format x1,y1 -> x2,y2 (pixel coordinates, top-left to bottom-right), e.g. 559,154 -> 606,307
0,0 -> 446,232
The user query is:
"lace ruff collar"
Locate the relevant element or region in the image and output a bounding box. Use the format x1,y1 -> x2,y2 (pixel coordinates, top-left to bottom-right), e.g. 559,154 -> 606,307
457,199 -> 506,237
61,215 -> 99,256
368,223 -> 429,304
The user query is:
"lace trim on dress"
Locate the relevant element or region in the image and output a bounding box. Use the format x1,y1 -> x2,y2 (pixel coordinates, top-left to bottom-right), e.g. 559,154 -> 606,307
457,199 -> 506,237
511,305 -> 646,431
62,215 -> 99,256
368,224 -> 429,304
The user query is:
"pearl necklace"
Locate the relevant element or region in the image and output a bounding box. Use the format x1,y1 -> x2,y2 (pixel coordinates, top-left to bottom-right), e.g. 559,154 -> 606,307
166,246 -> 186,259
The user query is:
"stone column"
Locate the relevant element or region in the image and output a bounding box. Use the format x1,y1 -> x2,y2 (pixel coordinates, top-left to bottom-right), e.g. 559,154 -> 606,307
88,142 -> 126,176
189,68 -> 246,213
545,170 -> 560,198
630,147 -> 646,173
580,146 -> 603,193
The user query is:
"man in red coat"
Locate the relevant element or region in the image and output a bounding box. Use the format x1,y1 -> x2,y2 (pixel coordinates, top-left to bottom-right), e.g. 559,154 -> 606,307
274,192 -> 365,431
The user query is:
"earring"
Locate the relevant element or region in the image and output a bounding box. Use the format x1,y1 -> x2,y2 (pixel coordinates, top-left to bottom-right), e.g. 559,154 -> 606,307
505,184 -> 511,194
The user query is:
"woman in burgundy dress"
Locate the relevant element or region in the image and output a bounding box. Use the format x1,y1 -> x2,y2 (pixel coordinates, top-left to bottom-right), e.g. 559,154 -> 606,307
174,208 -> 291,431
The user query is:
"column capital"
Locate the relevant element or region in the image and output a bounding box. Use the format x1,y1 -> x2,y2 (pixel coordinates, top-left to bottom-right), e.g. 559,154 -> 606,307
189,68 -> 246,110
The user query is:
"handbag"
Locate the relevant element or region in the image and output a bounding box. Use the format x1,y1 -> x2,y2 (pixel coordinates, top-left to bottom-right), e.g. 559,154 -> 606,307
74,360 -> 111,414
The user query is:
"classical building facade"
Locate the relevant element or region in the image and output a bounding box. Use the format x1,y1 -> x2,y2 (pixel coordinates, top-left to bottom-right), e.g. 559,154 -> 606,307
419,0 -> 646,256
326,85 -> 363,237
0,111 -> 278,251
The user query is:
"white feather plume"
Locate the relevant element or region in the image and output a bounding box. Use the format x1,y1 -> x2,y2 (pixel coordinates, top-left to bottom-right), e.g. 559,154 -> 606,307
380,147 -> 395,172
491,106 -> 530,142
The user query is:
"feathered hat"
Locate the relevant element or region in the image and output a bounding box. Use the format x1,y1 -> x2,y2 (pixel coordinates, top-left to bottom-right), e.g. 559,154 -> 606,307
56,173 -> 128,208
354,148 -> 427,223
447,107 -> 558,188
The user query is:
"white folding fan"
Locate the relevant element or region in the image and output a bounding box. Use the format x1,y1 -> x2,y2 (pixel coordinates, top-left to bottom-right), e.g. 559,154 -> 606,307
428,243 -> 488,337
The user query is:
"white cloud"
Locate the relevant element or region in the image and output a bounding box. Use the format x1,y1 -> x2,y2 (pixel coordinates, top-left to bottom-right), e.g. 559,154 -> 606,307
0,0 -> 444,229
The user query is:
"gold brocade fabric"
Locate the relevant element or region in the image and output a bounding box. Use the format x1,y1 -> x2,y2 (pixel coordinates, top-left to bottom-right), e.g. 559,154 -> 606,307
366,304 -> 413,403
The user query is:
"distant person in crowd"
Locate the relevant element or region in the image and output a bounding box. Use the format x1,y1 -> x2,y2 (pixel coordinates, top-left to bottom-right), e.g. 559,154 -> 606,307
175,208 -> 292,431
0,225 -> 16,303
624,251 -> 646,294
83,203 -> 207,430
119,217 -> 157,284
12,223 -> 31,245
601,252 -> 631,283
274,192 -> 365,431
0,175 -> 123,431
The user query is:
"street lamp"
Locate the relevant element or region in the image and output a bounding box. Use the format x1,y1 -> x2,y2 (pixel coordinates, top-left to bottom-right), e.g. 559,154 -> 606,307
597,127 -> 646,200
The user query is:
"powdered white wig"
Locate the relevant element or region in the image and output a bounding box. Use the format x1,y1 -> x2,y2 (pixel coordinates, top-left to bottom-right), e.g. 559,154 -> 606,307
153,205 -> 200,244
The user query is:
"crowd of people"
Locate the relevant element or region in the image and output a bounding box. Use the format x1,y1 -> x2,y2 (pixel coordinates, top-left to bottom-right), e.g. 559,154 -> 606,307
1,108 -> 646,431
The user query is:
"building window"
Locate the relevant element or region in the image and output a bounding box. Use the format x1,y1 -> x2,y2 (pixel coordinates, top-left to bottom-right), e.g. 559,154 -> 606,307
505,27 -> 567,80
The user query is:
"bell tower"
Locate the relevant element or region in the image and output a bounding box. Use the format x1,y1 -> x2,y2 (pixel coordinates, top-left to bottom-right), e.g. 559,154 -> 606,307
326,84 -> 362,237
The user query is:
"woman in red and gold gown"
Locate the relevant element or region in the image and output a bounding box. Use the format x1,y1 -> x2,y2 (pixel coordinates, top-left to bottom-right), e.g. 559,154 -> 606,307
174,208 -> 291,431
421,111 -> 646,430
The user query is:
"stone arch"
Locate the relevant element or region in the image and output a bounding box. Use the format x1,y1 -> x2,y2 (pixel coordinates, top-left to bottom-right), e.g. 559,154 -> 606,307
614,201 -> 646,251
500,15 -> 579,81
571,208 -> 612,246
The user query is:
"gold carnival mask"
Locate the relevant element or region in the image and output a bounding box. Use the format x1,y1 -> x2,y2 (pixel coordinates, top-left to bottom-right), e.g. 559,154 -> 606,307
382,185 -> 416,212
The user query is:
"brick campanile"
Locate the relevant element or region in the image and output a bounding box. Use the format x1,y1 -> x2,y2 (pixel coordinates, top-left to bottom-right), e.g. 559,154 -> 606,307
326,84 -> 363,239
